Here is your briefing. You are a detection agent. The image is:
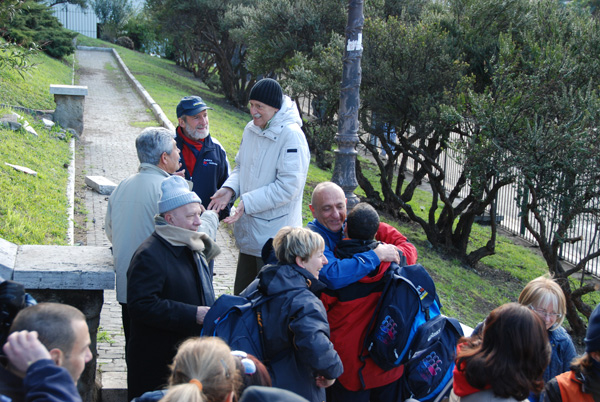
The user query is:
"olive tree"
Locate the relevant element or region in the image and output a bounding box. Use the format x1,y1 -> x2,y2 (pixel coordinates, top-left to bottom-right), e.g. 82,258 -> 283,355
454,1 -> 600,335
146,0 -> 255,107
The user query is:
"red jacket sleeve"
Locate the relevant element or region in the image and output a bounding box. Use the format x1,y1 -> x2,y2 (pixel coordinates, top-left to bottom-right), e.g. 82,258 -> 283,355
375,222 -> 418,265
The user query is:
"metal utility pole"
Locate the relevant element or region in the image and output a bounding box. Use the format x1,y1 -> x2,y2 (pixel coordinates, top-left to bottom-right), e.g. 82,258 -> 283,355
331,0 -> 364,209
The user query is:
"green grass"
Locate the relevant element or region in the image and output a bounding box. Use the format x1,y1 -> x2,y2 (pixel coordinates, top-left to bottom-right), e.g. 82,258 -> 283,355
0,108 -> 72,245
0,47 -> 74,110
0,34 -> 576,329
97,329 -> 115,344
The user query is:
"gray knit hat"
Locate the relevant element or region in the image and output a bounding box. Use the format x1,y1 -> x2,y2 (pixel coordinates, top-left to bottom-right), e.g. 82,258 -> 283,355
585,303 -> 600,353
158,176 -> 201,214
249,78 -> 282,110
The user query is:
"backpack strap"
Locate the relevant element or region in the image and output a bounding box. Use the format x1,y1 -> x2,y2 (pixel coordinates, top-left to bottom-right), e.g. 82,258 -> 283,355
432,377 -> 453,402
358,268 -> 396,389
249,288 -> 304,365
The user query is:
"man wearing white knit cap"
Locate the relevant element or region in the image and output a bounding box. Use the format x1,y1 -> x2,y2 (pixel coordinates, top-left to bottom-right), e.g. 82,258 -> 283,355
126,175 -> 220,400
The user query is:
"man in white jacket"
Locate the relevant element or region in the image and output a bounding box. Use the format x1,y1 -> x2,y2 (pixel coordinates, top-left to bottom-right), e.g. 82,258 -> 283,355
209,78 -> 310,294
104,127 -> 181,352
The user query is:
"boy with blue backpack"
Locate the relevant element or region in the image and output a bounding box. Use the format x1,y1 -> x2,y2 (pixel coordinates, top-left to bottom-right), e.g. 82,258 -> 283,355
321,203 -> 462,402
320,202 -> 416,402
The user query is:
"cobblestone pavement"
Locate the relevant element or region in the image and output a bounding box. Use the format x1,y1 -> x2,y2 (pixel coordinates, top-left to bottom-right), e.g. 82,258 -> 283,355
76,49 -> 238,394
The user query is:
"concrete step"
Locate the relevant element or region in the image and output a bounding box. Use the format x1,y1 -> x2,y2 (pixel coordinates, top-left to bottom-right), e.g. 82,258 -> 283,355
100,372 -> 127,402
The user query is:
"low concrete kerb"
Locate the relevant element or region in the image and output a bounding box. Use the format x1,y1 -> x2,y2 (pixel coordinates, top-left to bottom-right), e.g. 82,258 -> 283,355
76,46 -> 176,133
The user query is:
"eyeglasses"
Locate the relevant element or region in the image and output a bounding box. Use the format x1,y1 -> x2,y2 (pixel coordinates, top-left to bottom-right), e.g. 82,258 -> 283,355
231,350 -> 257,375
529,305 -> 562,319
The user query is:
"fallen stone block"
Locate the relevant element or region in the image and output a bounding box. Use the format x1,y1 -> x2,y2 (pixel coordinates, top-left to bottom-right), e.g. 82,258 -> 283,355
85,175 -> 117,195
0,112 -> 37,135
42,118 -> 55,128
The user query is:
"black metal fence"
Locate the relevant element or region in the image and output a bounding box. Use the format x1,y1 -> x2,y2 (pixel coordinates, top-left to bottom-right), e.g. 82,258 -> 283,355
423,133 -> 600,276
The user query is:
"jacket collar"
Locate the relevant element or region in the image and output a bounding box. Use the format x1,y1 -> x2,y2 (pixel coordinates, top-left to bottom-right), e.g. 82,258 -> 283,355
258,263 -> 326,295
138,163 -> 170,176
246,95 -> 302,141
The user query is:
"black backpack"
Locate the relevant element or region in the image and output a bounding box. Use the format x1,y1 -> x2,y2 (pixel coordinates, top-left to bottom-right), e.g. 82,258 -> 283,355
401,314 -> 464,401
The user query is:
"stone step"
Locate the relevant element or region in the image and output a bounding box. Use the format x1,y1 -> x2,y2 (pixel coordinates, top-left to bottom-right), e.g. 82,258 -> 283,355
100,372 -> 127,402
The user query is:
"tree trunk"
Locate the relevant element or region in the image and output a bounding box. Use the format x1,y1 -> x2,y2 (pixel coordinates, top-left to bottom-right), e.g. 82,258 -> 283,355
556,274 -> 587,337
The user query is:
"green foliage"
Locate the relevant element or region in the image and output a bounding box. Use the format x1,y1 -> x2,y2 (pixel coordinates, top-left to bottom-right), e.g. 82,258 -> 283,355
97,329 -> 115,344
0,39 -> 39,76
145,0 -> 253,107
448,0 -> 600,334
0,44 -> 73,109
568,0 -> 600,16
286,33 -> 344,169
0,0 -> 37,75
49,0 -> 90,8
121,11 -> 157,52
4,1 -> 76,59
0,110 -> 72,245
93,0 -> 134,42
234,0 -> 346,75
0,0 -> 21,21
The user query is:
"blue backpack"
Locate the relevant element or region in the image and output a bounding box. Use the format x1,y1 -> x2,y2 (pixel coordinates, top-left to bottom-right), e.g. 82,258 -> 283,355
201,291 -> 274,361
362,264 -> 441,374
401,314 -> 464,401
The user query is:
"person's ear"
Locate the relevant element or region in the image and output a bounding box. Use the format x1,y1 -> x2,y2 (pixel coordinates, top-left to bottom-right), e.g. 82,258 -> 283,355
591,351 -> 600,362
309,204 -> 315,215
49,348 -> 64,367
164,212 -> 174,225
295,255 -> 305,268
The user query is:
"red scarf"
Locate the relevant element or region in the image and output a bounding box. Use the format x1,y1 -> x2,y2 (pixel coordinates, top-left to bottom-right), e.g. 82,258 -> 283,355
452,343 -> 492,397
177,126 -> 205,177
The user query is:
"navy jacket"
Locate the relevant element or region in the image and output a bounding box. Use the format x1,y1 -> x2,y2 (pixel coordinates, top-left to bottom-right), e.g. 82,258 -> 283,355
0,359 -> 81,402
252,264 -> 343,402
175,130 -> 230,220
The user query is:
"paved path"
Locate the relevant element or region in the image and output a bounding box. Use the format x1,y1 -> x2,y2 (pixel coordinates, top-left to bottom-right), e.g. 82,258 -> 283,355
76,49 -> 238,397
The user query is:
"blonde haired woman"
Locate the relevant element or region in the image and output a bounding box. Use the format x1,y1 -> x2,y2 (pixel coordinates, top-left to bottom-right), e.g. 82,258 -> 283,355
517,276 -> 577,401
242,226 -> 343,402
159,337 -> 241,402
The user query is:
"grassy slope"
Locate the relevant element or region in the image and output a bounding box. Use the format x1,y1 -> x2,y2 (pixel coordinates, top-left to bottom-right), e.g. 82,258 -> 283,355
0,46 -> 74,245
7,35 -> 591,327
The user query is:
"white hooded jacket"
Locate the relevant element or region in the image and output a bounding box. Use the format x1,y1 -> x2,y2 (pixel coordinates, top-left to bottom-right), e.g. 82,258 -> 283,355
223,95 -> 310,256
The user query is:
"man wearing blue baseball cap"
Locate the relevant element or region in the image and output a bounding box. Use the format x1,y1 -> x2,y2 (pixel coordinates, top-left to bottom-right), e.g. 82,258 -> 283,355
175,95 -> 231,220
